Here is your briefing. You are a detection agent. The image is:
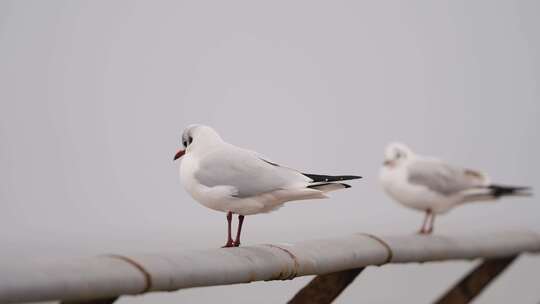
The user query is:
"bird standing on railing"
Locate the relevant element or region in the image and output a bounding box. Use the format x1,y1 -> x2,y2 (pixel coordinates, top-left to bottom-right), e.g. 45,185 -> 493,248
174,124 -> 362,247
379,142 -> 531,234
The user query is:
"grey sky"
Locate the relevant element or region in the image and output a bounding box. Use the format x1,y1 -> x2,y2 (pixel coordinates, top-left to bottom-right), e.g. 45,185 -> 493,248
0,1 -> 539,303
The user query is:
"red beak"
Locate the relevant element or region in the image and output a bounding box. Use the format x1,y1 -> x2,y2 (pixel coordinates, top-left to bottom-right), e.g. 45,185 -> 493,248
174,149 -> 185,161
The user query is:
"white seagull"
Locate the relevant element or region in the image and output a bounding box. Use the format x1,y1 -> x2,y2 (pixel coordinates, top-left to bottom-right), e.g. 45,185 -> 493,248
379,142 -> 531,234
174,124 -> 362,247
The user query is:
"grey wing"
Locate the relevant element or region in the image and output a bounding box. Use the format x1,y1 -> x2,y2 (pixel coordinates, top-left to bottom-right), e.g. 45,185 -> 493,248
407,159 -> 487,196
194,146 -> 309,198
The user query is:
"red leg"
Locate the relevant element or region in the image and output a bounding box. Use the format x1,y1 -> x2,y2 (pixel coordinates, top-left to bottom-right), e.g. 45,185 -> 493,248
222,212 -> 234,248
426,212 -> 436,234
233,215 -> 245,247
418,210 -> 430,234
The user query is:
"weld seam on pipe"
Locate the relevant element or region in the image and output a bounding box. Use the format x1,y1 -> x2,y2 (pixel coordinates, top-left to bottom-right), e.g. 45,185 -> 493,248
358,233 -> 394,264
262,244 -> 300,279
105,255 -> 153,293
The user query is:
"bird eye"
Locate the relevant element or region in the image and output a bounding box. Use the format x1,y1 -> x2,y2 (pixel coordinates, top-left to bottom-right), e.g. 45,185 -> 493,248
182,136 -> 193,148
395,150 -> 402,159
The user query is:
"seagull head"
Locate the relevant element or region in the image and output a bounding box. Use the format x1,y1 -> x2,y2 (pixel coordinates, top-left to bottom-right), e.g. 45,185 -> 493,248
174,124 -> 223,161
383,142 -> 413,167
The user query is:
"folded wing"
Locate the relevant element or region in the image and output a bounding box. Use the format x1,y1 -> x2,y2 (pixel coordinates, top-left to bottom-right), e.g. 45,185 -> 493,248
194,146 -> 311,198
407,159 -> 488,196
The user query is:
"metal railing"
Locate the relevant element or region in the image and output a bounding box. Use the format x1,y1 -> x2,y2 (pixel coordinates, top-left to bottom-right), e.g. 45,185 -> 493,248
1,230 -> 539,304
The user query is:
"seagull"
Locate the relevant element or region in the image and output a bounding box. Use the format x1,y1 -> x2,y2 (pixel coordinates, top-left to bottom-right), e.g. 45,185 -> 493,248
379,142 -> 531,234
174,124 -> 362,247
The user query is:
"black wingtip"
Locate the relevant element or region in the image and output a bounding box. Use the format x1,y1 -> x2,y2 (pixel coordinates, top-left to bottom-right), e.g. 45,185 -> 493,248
488,185 -> 533,198
302,173 -> 362,183
307,182 -> 352,189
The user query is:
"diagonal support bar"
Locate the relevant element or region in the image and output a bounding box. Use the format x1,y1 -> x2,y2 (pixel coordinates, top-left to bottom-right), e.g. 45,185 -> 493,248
434,255 -> 518,304
61,298 -> 118,304
288,268 -> 364,304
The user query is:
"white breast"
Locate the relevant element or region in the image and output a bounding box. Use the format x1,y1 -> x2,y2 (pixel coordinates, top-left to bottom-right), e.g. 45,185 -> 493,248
379,164 -> 455,214
179,154 -> 198,193
179,153 -> 254,213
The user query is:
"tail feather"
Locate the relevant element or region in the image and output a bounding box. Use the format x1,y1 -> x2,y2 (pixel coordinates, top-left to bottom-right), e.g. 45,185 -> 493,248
461,184 -> 532,203
307,182 -> 351,192
303,173 -> 362,183
488,184 -> 532,198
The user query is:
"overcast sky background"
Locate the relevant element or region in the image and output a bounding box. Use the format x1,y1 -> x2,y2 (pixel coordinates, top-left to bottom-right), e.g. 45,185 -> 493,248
1,1 -> 539,303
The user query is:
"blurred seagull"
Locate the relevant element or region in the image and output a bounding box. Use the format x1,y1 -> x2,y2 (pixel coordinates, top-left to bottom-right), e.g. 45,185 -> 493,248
379,142 -> 531,234
174,125 -> 362,247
